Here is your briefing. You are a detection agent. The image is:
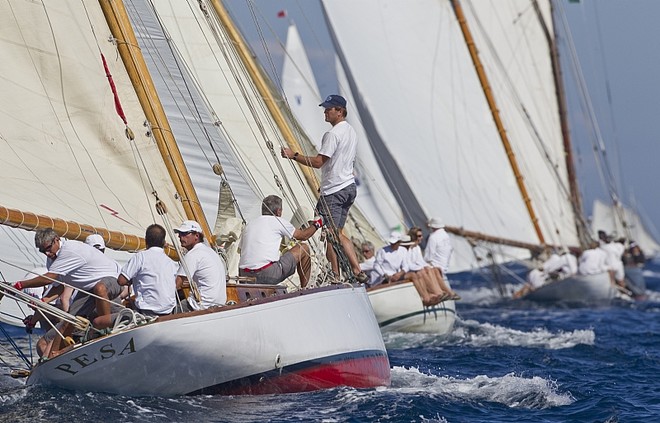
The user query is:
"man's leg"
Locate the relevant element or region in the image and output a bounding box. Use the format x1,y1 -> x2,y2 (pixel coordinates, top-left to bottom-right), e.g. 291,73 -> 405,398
338,229 -> 361,276
290,243 -> 311,288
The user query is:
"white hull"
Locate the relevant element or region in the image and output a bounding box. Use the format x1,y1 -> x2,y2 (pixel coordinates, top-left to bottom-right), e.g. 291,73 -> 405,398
27,286 -> 390,396
521,272 -> 616,303
368,281 -> 456,334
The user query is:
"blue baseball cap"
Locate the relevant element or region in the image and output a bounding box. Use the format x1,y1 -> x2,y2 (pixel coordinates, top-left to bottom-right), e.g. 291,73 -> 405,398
319,94 -> 347,108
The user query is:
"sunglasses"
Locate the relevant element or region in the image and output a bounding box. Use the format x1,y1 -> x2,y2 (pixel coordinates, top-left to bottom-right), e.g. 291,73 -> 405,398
39,239 -> 57,254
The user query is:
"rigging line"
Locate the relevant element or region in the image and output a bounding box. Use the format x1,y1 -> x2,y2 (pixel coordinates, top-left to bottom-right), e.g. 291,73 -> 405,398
555,2 -> 622,210
238,0 -> 323,165
198,2 -> 295,192
593,2 -> 626,197
206,2 -> 319,214
0,324 -> 31,369
127,1 -> 245,222
134,0 -> 229,171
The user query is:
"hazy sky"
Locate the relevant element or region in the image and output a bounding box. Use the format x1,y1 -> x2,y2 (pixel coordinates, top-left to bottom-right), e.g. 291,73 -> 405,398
226,0 -> 660,240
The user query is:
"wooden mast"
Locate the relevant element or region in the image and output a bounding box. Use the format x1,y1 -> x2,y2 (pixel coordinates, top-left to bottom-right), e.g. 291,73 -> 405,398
450,0 -> 546,245
208,0 -> 321,195
98,0 -> 214,244
533,0 -> 591,247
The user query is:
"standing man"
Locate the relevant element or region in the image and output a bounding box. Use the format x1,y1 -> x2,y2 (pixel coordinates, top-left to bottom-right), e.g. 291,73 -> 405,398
238,195 -> 322,288
119,224 -> 178,317
281,94 -> 367,283
174,220 -> 226,311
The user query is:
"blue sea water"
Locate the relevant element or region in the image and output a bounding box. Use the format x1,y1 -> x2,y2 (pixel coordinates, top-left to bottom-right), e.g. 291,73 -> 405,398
2,263 -> 660,422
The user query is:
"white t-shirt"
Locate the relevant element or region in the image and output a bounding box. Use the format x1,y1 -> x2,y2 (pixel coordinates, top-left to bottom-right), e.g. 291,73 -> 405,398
405,245 -> 427,272
48,239 -> 120,291
542,253 -> 563,274
318,121 -> 357,195
238,215 -> 295,269
177,243 -> 227,310
424,228 -> 453,274
578,248 -> 608,275
371,245 -> 406,284
121,247 -> 178,314
360,256 -> 375,274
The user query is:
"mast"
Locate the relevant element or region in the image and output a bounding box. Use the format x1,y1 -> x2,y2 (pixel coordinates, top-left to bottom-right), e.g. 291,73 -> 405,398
0,206 -> 180,260
450,0 -> 546,245
98,0 -> 214,244
534,0 -> 591,247
208,0 -> 321,195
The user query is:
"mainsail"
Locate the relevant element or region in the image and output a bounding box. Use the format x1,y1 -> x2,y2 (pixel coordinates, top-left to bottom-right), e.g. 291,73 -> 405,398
322,0 -> 584,270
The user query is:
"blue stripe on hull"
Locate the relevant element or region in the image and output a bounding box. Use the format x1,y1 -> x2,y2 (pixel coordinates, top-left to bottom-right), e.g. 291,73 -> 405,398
379,305 -> 456,328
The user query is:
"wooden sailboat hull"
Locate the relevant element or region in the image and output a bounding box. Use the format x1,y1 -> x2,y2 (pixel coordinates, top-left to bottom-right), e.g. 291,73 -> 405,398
26,285 -> 390,396
368,281 -> 456,334
521,272 -> 616,303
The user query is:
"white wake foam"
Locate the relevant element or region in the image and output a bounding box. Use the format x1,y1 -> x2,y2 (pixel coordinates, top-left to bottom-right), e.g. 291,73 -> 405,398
391,366 -> 574,409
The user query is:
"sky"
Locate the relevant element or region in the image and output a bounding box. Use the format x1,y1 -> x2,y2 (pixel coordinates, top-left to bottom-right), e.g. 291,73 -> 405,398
225,0 -> 660,241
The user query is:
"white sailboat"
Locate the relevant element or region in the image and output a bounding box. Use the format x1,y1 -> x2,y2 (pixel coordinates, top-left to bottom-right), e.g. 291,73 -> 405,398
278,21 -> 455,334
320,0 -> 619,303
0,0 -> 390,395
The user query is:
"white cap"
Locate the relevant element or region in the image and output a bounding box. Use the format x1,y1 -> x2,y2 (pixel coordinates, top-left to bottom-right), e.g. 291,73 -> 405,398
387,231 -> 402,244
85,234 -> 105,250
174,220 -> 203,233
400,234 -> 414,246
428,217 -> 445,229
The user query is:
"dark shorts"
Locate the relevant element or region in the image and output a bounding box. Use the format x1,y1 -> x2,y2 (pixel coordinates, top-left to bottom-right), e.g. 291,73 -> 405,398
239,251 -> 297,285
68,277 -> 123,318
316,183 -> 357,229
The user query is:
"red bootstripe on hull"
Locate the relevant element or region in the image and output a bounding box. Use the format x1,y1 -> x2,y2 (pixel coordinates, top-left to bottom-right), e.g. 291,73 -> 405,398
188,351 -> 391,396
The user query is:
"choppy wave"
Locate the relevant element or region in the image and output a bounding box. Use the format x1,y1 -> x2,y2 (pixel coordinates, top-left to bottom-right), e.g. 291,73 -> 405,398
383,317 -> 595,350
389,366 -> 574,409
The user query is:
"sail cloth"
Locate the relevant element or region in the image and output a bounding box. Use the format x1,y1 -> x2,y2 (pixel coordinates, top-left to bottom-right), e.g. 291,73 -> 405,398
0,1 -> 187,283
322,0 -> 581,259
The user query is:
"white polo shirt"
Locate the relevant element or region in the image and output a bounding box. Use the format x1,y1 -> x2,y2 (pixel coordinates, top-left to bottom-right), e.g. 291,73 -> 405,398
121,247 -> 178,314
371,245 -> 407,284
177,243 -> 227,310
48,239 -> 120,291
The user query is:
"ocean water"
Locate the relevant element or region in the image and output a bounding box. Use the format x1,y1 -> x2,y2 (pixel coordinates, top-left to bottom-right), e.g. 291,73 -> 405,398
2,263 -> 660,422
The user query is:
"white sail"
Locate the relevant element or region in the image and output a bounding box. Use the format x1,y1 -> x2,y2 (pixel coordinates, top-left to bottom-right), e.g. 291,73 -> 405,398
322,0 -> 581,270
